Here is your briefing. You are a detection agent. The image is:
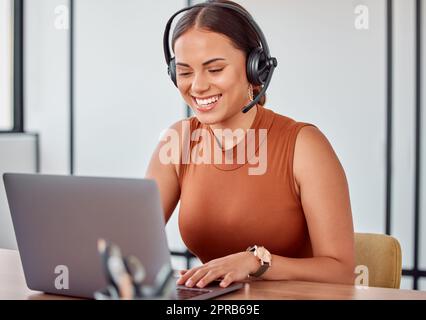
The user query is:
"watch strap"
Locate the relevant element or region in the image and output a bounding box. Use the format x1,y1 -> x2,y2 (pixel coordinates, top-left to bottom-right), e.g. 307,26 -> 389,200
249,263 -> 269,278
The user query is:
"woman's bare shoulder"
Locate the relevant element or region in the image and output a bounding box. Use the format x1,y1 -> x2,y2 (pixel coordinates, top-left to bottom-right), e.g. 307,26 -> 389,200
162,116 -> 200,176
293,125 -> 345,188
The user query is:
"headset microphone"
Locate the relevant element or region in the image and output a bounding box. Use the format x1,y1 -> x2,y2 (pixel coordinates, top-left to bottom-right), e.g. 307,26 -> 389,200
163,2 -> 278,114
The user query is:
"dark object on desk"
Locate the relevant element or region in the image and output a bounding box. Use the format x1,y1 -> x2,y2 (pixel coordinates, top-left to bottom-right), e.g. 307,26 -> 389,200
96,239 -> 174,300
123,255 -> 146,298
95,239 -> 243,300
97,239 -> 135,299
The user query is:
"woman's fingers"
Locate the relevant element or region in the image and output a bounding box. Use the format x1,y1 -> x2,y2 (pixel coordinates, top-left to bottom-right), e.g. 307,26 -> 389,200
220,272 -> 235,288
176,267 -> 199,285
184,268 -> 209,287
195,270 -> 220,288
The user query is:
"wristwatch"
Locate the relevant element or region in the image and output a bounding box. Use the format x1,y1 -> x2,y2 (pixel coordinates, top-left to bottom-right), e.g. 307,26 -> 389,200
246,245 -> 272,278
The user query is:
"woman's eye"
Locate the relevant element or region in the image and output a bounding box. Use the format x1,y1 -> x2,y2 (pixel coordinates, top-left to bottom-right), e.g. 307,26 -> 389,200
178,68 -> 223,76
209,68 -> 224,73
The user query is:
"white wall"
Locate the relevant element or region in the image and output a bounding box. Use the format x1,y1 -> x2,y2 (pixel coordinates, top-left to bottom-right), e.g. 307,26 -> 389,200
0,0 -> 13,130
73,0 -> 188,269
0,134 -> 38,249
74,0 -> 185,178
24,0 -> 69,174
238,0 -> 387,230
392,0 -> 416,278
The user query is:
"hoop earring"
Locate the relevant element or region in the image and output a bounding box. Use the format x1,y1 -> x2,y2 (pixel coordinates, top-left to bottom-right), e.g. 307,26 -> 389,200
248,84 -> 254,102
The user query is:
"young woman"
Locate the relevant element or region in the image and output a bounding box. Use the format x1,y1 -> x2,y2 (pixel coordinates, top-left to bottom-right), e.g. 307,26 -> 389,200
146,0 -> 355,289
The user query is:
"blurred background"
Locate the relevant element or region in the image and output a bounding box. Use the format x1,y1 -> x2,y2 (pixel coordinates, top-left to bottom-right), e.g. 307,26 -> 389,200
0,0 -> 425,290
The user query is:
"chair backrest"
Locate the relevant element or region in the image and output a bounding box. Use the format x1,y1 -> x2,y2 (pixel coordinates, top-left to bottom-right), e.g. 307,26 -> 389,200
354,233 -> 402,289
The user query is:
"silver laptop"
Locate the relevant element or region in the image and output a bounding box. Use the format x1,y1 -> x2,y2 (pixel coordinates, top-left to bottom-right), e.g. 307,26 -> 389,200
3,173 -> 243,299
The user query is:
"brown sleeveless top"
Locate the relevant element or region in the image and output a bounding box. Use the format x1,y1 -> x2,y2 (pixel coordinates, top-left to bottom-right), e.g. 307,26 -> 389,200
177,106 -> 315,263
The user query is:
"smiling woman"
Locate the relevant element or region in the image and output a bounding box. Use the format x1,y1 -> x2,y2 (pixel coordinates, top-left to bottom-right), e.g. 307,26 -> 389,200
0,0 -> 13,131
147,0 -> 355,290
171,2 -> 267,128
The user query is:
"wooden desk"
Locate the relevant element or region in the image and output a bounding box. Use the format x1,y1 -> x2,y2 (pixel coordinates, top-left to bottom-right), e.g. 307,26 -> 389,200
1,249 -> 426,300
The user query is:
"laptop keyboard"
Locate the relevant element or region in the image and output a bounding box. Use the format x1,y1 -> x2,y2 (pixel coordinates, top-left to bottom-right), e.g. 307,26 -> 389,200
176,287 -> 212,300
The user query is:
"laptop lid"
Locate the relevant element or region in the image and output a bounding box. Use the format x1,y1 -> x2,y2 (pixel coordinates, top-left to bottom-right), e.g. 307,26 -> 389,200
3,173 -> 171,298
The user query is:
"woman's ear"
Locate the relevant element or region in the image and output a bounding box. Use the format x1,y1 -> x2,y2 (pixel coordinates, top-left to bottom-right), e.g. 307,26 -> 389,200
252,85 -> 261,96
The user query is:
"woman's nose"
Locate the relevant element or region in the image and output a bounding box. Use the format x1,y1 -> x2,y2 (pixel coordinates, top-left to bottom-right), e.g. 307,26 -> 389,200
191,73 -> 210,94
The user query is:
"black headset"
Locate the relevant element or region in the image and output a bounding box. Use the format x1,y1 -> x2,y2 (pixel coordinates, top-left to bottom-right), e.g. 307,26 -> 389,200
163,1 -> 278,114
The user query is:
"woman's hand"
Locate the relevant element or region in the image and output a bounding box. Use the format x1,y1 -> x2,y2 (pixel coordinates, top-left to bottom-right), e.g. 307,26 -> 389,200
176,251 -> 260,288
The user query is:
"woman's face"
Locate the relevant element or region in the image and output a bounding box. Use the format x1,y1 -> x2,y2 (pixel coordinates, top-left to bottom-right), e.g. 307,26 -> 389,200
173,27 -> 251,125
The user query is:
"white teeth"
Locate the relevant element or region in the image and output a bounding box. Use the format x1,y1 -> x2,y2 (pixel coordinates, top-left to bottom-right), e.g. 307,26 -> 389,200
194,95 -> 221,106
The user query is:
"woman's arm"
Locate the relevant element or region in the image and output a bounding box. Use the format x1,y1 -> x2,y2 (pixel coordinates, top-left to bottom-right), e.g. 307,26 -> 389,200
273,125 -> 355,285
246,125 -> 355,284
145,121 -> 182,224
177,125 -> 355,288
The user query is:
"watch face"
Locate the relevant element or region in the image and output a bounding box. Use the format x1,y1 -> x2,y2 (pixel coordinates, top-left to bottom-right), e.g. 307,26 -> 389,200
256,246 -> 272,264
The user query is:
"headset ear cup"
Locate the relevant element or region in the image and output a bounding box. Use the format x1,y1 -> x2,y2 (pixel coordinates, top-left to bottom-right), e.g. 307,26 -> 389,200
168,57 -> 177,87
246,47 -> 269,86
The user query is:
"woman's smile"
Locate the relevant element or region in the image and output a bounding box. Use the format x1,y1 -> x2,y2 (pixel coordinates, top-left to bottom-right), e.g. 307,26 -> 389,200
192,94 -> 223,112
